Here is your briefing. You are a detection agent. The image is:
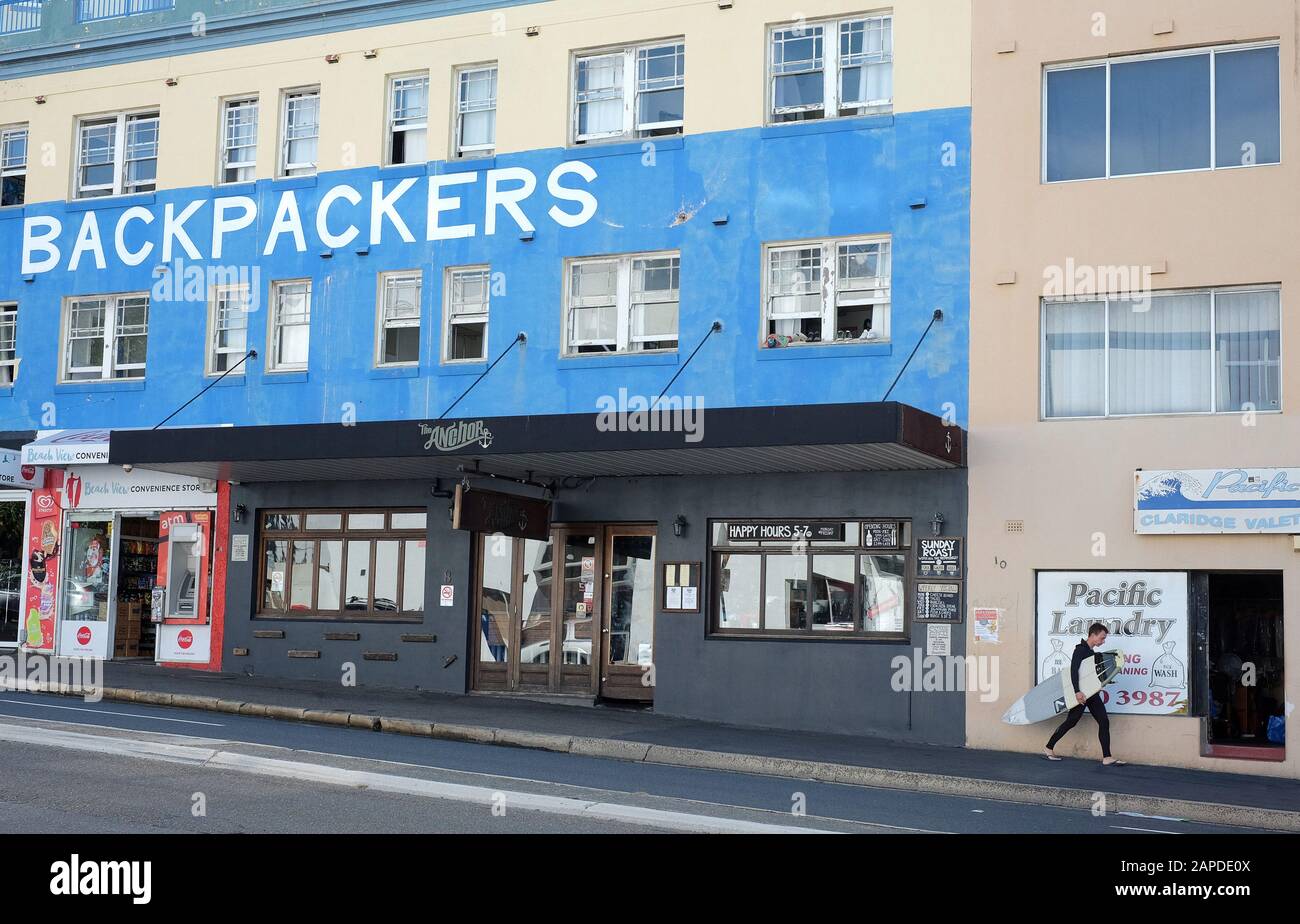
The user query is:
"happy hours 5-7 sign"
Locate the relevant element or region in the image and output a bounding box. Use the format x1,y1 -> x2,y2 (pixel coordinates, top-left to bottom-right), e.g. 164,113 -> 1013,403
1036,572 -> 1189,716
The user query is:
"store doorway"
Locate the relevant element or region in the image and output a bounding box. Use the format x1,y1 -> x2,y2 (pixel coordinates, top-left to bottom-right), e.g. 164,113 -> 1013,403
1206,572 -> 1284,754
472,524 -> 656,700
114,516 -> 160,659
0,491 -> 26,648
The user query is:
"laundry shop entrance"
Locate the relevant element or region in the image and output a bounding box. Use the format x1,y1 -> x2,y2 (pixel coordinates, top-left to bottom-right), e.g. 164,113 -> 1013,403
473,523 -> 656,701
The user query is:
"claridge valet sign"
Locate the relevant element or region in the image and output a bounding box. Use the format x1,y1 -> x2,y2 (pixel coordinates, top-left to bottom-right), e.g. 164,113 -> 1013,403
1135,468 -> 1300,535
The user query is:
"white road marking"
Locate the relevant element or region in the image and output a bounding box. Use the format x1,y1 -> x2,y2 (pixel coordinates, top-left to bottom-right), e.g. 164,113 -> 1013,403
1110,825 -> 1182,834
0,722 -> 839,834
1116,810 -> 1185,822
0,698 -> 225,727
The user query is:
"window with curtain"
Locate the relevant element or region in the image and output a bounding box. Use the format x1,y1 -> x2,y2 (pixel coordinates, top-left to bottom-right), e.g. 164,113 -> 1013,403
1042,288 -> 1280,418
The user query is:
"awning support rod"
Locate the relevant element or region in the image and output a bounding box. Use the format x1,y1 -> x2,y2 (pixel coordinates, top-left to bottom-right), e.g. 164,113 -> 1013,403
436,332 -> 526,421
882,309 -> 943,402
153,350 -> 257,430
651,320 -> 723,410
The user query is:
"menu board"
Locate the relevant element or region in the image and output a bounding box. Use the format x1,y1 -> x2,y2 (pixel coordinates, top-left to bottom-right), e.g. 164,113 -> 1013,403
916,537 -> 963,578
916,582 -> 962,622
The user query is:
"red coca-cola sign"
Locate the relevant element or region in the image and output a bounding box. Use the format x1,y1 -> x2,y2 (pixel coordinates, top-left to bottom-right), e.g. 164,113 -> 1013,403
177,629 -> 194,650
20,465 -> 35,481
76,625 -> 92,646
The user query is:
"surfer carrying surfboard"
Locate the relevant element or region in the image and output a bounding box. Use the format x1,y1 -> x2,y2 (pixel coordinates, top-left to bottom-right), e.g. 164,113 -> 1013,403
1044,623 -> 1127,766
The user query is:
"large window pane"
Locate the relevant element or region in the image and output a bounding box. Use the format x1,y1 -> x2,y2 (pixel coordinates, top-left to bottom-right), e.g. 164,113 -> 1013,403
1215,46 -> 1280,168
1215,290 -> 1280,413
519,537 -> 553,664
1110,54 -> 1210,176
1108,293 -> 1211,415
401,540 -> 425,613
861,554 -> 905,633
811,555 -> 855,631
717,554 -> 760,629
479,535 -> 513,663
289,540 -> 314,611
373,541 -> 399,612
317,540 -> 342,610
1043,300 -> 1106,418
263,539 -> 288,611
344,540 -> 370,610
764,553 -> 807,629
1044,65 -> 1106,181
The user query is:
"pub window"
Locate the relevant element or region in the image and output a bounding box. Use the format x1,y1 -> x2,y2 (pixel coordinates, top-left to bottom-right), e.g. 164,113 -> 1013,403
764,236 -> 890,345
258,508 -> 428,619
0,302 -> 16,385
219,96 -> 258,184
564,251 -> 679,355
268,279 -> 311,372
710,519 -> 910,638
454,63 -> 497,158
768,13 -> 892,124
75,109 -> 159,199
207,283 -> 250,375
60,293 -> 149,382
1,123 -> 27,206
443,266 -> 490,362
279,86 -> 319,177
387,73 -> 429,165
573,40 -> 684,144
377,270 -> 422,366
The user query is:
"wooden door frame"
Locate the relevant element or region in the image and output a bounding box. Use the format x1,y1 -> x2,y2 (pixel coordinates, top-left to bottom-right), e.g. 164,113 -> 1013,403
599,524 -> 657,703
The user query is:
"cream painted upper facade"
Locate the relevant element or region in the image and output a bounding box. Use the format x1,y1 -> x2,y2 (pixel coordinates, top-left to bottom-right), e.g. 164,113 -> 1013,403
0,0 -> 970,205
970,0 -> 1300,776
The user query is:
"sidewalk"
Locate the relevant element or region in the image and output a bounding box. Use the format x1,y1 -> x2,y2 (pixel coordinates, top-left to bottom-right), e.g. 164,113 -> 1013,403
30,660 -> 1300,830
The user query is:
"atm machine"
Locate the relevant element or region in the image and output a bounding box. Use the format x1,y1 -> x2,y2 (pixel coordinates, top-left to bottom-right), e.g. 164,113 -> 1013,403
155,512 -> 212,664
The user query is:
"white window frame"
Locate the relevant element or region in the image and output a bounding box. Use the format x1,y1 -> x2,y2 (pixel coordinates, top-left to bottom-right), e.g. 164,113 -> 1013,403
1042,41 -> 1282,184
59,292 -> 150,382
442,266 -> 491,363
762,235 -> 891,345
571,40 -> 684,144
376,270 -> 423,367
219,96 -> 259,184
386,73 -> 429,166
767,13 -> 893,125
0,124 -> 27,207
562,251 -> 680,356
74,109 -> 159,199
453,63 -> 497,158
0,302 -> 17,386
267,279 -> 312,373
206,283 -> 251,376
279,86 -> 320,177
1039,285 -> 1284,420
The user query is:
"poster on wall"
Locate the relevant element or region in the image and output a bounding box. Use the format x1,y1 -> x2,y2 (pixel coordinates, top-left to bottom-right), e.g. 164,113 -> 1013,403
1036,571 -> 1189,716
21,486 -> 61,652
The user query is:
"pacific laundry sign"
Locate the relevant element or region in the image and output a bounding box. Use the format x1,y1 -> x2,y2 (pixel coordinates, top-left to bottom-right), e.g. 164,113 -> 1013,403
20,162 -> 599,274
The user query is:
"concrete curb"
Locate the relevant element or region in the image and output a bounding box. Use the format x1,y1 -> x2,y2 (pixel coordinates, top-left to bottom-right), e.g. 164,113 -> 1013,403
25,682 -> 1300,832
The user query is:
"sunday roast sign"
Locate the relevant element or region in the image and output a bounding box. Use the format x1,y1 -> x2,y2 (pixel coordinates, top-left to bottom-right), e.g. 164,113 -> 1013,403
1036,571 -> 1189,716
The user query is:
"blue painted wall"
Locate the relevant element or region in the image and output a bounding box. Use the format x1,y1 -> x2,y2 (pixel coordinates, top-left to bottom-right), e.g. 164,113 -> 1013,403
0,109 -> 970,432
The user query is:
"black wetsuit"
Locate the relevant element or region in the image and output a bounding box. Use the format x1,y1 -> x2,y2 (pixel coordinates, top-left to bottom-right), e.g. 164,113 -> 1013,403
1046,640 -> 1111,758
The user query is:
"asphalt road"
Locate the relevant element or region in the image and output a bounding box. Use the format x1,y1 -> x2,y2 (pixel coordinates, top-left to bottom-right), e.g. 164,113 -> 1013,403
0,692 -> 1281,834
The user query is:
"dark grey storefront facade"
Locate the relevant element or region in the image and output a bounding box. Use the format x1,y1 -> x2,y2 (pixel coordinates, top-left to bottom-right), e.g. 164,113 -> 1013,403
112,402 -> 968,745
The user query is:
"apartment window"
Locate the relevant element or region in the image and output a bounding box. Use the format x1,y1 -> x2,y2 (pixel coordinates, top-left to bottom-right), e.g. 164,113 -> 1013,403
573,41 -> 684,143
219,97 -> 258,184
387,74 -> 428,165
444,267 -> 489,362
454,64 -> 497,157
1042,287 -> 1281,418
763,236 -> 890,345
207,284 -> 250,375
565,252 -> 679,355
377,271 -> 422,366
711,519 -> 909,638
258,508 -> 427,620
61,293 -> 149,381
1045,42 -> 1280,182
75,110 -> 158,198
1,125 -> 26,206
0,302 -> 16,385
268,280 -> 311,372
280,87 -> 319,177
769,13 -> 892,124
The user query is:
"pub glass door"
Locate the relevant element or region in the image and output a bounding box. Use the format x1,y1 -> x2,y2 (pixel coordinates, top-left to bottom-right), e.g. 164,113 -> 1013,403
600,526 -> 656,702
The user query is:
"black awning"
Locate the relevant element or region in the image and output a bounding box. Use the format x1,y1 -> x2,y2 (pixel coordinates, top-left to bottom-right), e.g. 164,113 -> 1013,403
108,402 -> 963,483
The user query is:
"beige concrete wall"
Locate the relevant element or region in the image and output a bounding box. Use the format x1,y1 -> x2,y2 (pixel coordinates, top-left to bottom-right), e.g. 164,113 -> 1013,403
0,0 -> 971,205
970,1 -> 1300,776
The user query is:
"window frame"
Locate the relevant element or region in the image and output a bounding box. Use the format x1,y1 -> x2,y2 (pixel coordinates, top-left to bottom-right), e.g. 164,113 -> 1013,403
1039,284 -> 1284,420
766,12 -> 894,125
442,265 -> 491,364
206,282 -> 251,377
570,39 -> 685,144
709,518 -> 912,640
267,278 -> 312,373
256,507 -> 428,621
218,95 -> 259,185
1042,40 -> 1283,184
375,269 -> 423,368
453,62 -> 498,158
0,301 -> 17,385
0,123 -> 28,207
59,292 -> 150,383
279,85 -> 320,177
73,108 -> 160,199
562,250 -> 680,356
386,72 -> 430,166
761,234 -> 892,346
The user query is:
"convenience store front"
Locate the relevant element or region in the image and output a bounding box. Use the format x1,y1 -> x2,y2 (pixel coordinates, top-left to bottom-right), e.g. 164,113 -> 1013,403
19,431 -> 226,667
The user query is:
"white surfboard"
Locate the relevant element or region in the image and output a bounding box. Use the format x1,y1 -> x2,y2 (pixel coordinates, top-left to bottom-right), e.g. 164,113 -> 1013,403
1001,650 -> 1126,726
